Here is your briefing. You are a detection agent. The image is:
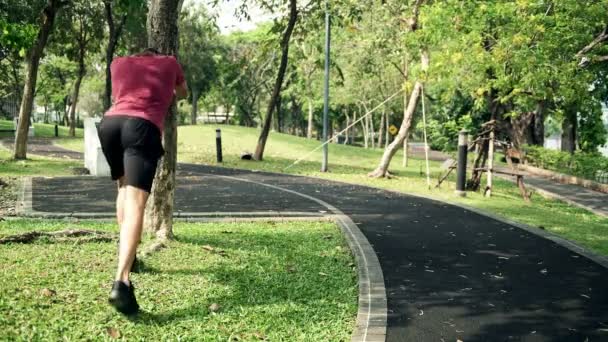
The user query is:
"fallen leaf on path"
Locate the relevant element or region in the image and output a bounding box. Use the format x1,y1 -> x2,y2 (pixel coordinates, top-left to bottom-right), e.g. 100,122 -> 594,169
106,327 -> 121,339
41,288 -> 56,297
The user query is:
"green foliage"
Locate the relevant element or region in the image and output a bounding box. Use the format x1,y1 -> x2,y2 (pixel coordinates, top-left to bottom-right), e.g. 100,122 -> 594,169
524,145 -> 608,181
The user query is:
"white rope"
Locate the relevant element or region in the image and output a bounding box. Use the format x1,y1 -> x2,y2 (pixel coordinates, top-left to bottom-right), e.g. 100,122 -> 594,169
421,85 -> 431,189
283,89 -> 404,171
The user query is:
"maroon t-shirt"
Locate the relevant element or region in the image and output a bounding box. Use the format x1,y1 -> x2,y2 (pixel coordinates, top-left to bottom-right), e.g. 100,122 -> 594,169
105,55 -> 185,132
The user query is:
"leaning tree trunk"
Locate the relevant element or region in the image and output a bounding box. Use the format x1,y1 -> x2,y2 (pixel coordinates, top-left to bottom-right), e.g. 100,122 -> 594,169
253,0 -> 298,160
368,81 -> 422,177
144,0 -> 181,240
69,60 -> 85,137
190,88 -> 199,125
14,0 -> 65,159
103,0 -> 126,111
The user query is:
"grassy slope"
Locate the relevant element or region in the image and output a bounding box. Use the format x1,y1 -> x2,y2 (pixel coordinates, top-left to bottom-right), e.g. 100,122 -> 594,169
0,220 -> 356,341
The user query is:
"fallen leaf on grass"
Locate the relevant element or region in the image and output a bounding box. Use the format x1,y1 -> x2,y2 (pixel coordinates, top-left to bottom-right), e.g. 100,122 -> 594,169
286,265 -> 296,273
202,245 -> 215,252
41,288 -> 56,297
106,327 -> 121,339
209,303 -> 221,313
319,272 -> 328,276
323,235 -> 333,240
253,332 -> 267,340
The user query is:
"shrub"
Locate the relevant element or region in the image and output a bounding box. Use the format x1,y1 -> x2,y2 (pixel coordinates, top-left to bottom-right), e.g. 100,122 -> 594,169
523,145 -> 608,182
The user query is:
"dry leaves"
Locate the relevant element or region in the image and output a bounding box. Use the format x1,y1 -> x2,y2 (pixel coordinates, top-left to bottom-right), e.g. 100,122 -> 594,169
209,303 -> 221,313
106,327 -> 121,339
253,332 -> 267,340
41,288 -> 56,297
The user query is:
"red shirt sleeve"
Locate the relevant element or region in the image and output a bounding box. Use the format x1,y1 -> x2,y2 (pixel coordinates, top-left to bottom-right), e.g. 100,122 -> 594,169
174,58 -> 185,86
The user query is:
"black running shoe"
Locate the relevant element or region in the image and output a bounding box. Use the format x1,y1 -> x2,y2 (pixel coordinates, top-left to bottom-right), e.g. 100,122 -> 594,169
108,281 -> 139,315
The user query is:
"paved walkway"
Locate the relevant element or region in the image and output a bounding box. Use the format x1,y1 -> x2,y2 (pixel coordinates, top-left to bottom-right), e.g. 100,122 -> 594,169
20,165 -> 608,341
517,170 -> 608,217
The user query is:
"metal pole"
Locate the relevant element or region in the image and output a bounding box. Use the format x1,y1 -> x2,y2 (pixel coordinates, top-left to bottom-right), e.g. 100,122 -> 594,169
455,130 -> 468,197
216,128 -> 223,163
321,0 -> 330,172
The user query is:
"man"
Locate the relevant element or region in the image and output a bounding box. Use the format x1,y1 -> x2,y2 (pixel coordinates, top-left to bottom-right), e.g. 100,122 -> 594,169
99,48 -> 187,315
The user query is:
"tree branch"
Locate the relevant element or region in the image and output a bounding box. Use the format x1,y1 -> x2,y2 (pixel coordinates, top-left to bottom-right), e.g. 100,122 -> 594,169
576,24 -> 608,58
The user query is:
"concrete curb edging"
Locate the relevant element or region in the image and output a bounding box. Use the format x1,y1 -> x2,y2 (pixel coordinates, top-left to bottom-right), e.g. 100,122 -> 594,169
207,174 -> 387,342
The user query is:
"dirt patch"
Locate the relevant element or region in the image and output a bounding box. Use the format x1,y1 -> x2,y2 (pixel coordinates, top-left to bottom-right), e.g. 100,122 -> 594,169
0,177 -> 18,217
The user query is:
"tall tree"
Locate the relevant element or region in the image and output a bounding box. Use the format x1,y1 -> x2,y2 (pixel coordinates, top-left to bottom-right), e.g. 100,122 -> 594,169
179,5 -> 218,125
14,0 -> 67,160
368,0 -> 425,178
143,0 -> 182,240
62,0 -> 103,136
253,0 -> 298,160
102,0 -> 127,111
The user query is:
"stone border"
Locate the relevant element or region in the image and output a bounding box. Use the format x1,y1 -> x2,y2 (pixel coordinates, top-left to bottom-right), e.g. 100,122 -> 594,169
209,174 -> 387,342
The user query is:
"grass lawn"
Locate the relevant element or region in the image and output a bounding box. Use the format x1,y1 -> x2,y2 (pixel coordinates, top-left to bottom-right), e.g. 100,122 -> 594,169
0,219 -> 357,341
0,148 -> 81,177
0,120 -> 83,139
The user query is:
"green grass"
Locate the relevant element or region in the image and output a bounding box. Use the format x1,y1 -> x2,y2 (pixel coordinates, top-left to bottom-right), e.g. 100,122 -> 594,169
0,219 -> 357,341
0,147 -> 81,177
0,119 -> 83,139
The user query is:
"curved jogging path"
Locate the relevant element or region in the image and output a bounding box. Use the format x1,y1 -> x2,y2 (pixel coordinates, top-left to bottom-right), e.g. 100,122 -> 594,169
24,164 -> 608,341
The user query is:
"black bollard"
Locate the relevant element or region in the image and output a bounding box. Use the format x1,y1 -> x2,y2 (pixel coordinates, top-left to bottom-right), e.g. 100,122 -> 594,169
216,128 -> 223,163
54,124 -> 59,137
455,129 -> 468,197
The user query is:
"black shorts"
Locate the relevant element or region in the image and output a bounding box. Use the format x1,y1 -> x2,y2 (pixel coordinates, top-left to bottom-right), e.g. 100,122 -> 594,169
98,115 -> 164,193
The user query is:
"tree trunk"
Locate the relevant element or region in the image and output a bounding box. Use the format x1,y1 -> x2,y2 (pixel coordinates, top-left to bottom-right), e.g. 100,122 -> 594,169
69,60 -> 85,137
377,110 -> 385,147
509,111 -> 534,150
253,0 -> 298,160
561,107 -> 577,154
369,82 -> 422,177
532,100 -> 545,146
385,111 -> 389,148
362,110 -> 369,148
307,99 -> 313,139
190,88 -> 199,125
143,0 -> 181,240
103,1 -> 126,111
14,0 -> 65,159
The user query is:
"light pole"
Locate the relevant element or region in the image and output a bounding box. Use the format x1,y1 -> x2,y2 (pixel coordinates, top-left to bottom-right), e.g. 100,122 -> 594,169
321,0 -> 330,172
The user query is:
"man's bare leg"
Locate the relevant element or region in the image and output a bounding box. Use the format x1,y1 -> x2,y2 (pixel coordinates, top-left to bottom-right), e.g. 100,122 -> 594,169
115,186 -> 148,284
116,177 -> 126,226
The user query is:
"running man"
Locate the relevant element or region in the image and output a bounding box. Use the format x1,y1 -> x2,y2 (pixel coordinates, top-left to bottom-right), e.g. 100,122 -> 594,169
99,48 -> 187,315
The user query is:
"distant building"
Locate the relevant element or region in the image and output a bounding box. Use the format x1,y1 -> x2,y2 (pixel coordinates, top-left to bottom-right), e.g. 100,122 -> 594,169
544,103 -> 608,157
600,103 -> 608,157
